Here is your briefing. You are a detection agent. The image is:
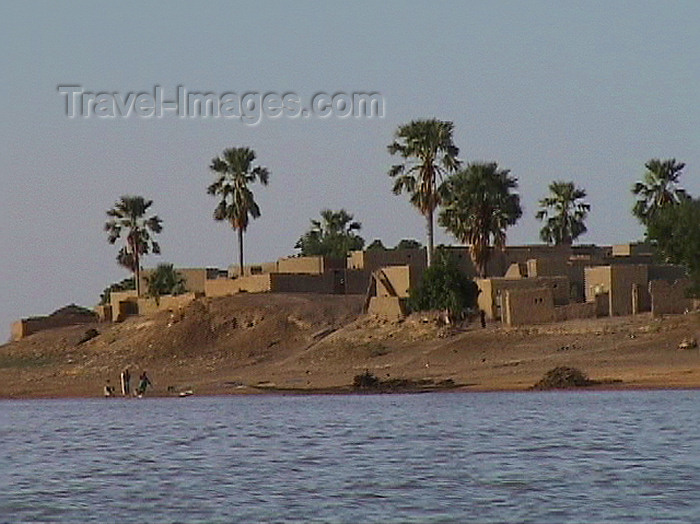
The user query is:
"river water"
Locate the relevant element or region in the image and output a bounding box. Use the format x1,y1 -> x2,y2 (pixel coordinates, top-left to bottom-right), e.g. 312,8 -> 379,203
1,391 -> 699,523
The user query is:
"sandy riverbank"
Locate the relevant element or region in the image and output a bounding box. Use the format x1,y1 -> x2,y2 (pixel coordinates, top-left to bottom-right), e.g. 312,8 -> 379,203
1,293 -> 698,399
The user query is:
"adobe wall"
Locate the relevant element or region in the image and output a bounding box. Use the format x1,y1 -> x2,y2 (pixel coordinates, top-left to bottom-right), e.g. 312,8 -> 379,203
135,293 -> 198,316
140,267 -> 229,295
526,257 -> 568,278
477,276 -> 569,320
177,269 -> 207,294
110,290 -> 139,321
595,292 -> 609,317
140,267 -> 202,295
276,256 -> 345,275
610,265 -> 649,316
204,275 -> 273,297
375,266 -> 421,298
11,321 -> 25,341
503,245 -> 572,267
437,246 -> 507,277
347,250 -> 365,270
608,254 -> 655,265
228,261 -> 279,278
504,263 -> 527,278
554,301 -> 596,322
476,278 -> 497,319
571,244 -> 612,261
436,247 -> 479,277
567,260 -> 597,302
367,296 -> 407,321
276,256 -> 324,274
94,304 -> 112,322
11,311 -> 98,341
347,248 -> 427,272
649,279 -> 695,316
648,264 -> 688,282
585,265 -> 650,317
503,287 -> 555,326
584,266 -> 612,303
270,273 -> 334,293
344,269 -> 372,295
612,243 -> 653,257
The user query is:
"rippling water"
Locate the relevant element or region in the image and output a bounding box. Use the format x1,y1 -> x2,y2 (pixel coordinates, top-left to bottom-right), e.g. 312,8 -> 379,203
1,391 -> 699,523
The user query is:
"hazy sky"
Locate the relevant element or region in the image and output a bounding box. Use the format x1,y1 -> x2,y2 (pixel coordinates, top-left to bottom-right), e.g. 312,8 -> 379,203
1,1 -> 698,338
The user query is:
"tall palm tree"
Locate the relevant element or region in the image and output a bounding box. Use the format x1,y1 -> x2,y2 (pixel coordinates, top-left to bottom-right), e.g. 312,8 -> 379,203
388,119 -> 461,266
208,147 -> 270,277
295,209 -> 365,258
439,163 -> 522,278
105,195 -> 163,296
536,181 -> 591,245
632,158 -> 687,224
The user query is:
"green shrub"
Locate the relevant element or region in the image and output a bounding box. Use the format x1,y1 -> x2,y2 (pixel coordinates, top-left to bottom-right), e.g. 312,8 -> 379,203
99,277 -> 135,305
532,366 -> 596,389
408,250 -> 478,321
145,263 -> 187,304
353,370 -> 380,389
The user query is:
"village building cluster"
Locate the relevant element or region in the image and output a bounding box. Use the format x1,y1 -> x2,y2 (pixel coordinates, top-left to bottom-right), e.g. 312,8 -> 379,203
11,242 -> 697,341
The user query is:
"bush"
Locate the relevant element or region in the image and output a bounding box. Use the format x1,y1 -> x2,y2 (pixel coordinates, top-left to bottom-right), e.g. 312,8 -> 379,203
99,277 -> 135,305
353,371 -> 380,389
645,197 -> 700,297
408,250 -> 479,321
145,263 -> 187,304
532,366 -> 596,390
77,328 -> 99,345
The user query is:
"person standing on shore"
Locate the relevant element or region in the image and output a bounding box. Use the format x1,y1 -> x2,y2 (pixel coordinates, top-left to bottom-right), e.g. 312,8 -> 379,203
103,380 -> 115,397
120,368 -> 131,396
136,371 -> 152,396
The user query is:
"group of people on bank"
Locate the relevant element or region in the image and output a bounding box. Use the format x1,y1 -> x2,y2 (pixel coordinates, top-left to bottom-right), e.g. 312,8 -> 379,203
103,367 -> 152,397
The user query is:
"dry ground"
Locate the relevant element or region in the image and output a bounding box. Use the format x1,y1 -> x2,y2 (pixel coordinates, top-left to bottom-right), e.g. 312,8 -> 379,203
1,293 -> 698,398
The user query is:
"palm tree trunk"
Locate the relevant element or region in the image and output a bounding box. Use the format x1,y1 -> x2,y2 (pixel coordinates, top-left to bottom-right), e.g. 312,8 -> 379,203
134,242 -> 141,297
128,234 -> 141,296
426,209 -> 434,267
238,228 -> 244,278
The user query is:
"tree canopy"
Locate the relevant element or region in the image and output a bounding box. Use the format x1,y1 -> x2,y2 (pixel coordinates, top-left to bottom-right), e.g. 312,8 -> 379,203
632,158 -> 688,224
208,146 -> 269,276
388,119 -> 461,266
645,196 -> 700,296
99,277 -> 135,305
366,239 -> 386,251
104,195 -> 163,296
295,209 -> 365,258
145,263 -> 188,304
395,239 -> 422,250
439,162 -> 522,277
408,250 -> 479,321
536,181 -> 590,245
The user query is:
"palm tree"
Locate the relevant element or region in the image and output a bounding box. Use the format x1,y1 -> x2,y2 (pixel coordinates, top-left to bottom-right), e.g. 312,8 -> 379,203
388,119 -> 461,266
295,209 -> 365,258
145,263 -> 187,305
105,196 -> 163,296
208,147 -> 270,276
632,158 -> 687,224
536,181 -> 591,245
438,163 -> 522,278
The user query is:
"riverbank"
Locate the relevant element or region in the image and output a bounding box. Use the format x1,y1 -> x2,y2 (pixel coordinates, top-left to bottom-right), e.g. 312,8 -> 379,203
1,293 -> 698,398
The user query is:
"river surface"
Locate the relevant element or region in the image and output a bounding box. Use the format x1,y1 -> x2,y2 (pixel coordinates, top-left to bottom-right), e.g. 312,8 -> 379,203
1,391 -> 699,523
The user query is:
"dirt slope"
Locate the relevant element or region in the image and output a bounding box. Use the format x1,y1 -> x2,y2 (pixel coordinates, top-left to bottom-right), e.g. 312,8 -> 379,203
1,293 -> 698,398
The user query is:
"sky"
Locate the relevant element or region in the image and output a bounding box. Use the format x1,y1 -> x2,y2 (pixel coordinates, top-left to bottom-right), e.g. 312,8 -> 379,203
1,0 -> 698,338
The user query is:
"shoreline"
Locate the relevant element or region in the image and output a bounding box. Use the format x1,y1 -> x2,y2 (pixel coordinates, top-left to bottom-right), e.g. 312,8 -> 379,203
4,382 -> 700,401
2,294 -> 698,400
